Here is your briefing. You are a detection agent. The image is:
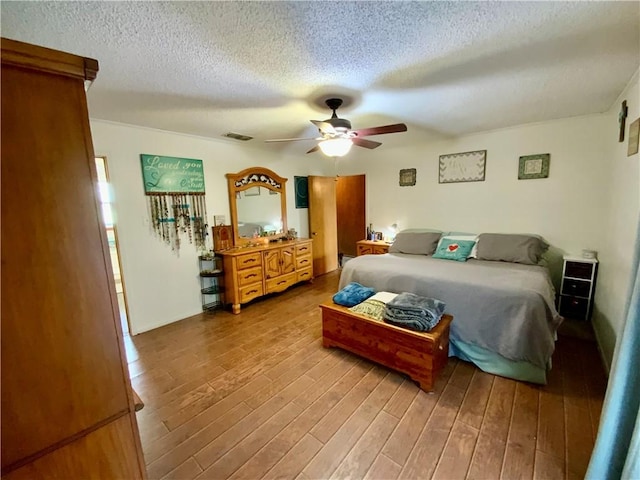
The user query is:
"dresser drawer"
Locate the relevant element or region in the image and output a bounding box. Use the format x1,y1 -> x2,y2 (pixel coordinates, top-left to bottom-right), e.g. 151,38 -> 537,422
295,242 -> 312,256
297,267 -> 313,283
559,295 -> 589,320
296,254 -> 312,270
235,252 -> 262,270
239,283 -> 264,303
238,266 -> 263,287
565,261 -> 594,280
266,272 -> 296,294
561,279 -> 591,298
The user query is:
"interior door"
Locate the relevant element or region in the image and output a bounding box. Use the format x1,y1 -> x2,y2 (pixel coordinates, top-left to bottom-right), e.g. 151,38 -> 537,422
336,175 -> 366,258
309,176 -> 338,275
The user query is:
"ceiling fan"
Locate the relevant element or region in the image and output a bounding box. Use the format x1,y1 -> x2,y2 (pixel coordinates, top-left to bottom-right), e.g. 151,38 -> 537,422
265,98 -> 408,157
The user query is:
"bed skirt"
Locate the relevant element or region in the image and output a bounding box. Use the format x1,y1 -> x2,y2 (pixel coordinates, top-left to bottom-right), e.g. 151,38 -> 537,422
449,338 -> 549,384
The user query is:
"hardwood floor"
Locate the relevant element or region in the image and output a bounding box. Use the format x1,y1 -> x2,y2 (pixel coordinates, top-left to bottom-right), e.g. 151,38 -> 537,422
126,271 -> 607,480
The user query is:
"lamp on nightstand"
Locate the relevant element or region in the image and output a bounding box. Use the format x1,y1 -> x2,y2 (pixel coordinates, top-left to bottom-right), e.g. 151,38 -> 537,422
388,223 -> 399,242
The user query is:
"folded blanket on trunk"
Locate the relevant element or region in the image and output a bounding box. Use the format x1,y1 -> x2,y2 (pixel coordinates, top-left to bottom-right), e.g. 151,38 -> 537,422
333,282 -> 376,307
349,292 -> 398,321
383,292 -> 446,331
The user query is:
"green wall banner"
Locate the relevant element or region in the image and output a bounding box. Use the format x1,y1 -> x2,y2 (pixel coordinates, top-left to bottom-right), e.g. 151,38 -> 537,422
140,154 -> 205,193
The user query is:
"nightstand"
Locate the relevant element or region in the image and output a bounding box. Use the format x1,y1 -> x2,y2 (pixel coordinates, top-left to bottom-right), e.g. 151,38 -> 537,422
558,255 -> 598,321
356,240 -> 390,256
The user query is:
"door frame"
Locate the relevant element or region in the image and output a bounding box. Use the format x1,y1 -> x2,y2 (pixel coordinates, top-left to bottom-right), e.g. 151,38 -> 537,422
95,156 -> 132,335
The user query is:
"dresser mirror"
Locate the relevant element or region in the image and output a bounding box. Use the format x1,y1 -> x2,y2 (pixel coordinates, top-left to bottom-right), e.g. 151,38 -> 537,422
226,167 -> 288,246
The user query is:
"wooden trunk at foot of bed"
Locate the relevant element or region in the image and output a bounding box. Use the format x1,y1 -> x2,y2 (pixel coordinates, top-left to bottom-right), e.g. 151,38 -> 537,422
320,302 -> 452,392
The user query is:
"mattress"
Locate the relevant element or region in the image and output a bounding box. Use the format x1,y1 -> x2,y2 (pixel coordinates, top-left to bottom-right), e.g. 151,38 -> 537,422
339,253 -> 562,382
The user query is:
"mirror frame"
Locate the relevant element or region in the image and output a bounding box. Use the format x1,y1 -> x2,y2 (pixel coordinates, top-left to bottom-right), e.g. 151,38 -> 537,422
226,167 -> 288,246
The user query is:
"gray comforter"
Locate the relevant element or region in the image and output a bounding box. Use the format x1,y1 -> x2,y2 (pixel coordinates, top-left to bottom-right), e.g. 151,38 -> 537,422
340,253 -> 562,369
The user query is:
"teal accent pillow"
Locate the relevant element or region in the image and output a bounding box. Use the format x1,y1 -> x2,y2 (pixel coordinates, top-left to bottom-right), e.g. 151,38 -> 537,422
432,238 -> 476,262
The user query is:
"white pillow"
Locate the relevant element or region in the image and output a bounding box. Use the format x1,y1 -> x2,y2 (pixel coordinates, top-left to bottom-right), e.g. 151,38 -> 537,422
436,234 -> 479,258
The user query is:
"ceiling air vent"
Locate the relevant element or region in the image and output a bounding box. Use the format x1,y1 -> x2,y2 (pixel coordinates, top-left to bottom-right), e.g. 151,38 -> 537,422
223,132 -> 253,142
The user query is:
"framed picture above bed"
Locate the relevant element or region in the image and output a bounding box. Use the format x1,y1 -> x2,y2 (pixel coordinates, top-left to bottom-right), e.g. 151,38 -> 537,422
518,153 -> 550,180
438,150 -> 486,183
399,168 -> 416,186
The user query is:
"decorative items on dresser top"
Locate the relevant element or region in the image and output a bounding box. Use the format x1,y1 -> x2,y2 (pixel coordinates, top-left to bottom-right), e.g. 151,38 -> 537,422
1,38 -> 146,478
356,239 -> 390,256
218,239 -> 313,314
221,166 -> 313,314
558,255 -> 598,321
199,254 -> 224,311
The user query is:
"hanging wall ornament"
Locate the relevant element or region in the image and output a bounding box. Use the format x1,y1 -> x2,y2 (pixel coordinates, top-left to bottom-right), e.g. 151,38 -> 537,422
140,154 -> 208,254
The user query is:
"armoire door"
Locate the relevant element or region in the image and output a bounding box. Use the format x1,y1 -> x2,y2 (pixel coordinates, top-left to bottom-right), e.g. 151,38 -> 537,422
1,38 -> 145,478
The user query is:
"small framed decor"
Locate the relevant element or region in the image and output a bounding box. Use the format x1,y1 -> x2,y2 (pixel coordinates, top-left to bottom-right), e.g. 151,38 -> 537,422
294,176 -> 309,208
619,100 -> 628,142
628,118 -> 639,156
439,150 -> 486,183
212,225 -> 233,251
399,168 -> 416,186
518,153 -> 550,180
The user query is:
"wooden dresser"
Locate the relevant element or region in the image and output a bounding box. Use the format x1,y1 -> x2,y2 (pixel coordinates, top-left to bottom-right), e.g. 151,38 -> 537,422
219,239 -> 313,314
1,39 -> 146,477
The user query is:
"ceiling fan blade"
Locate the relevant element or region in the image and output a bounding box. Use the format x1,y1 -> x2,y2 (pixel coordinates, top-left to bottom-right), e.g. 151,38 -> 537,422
352,137 -> 382,149
265,137 -> 318,143
306,145 -> 320,154
353,123 -> 407,137
310,120 -> 336,135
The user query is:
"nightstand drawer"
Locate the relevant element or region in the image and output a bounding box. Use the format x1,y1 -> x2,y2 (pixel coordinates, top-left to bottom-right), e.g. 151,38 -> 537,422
565,261 -> 594,279
561,279 -> 591,298
559,295 -> 589,320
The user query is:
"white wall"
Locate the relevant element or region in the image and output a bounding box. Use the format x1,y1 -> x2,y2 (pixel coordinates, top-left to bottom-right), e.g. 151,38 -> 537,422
90,121 -> 332,334
337,114 -> 611,287
592,70 -> 639,368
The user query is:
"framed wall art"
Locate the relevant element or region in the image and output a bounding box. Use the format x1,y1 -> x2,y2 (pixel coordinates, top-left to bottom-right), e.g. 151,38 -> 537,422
518,153 -> 550,180
628,118 -> 639,156
439,150 -> 486,184
399,168 -> 416,186
294,176 -> 309,208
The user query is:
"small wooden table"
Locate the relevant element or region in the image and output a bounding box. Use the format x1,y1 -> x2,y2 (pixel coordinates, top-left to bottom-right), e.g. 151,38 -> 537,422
320,302 -> 452,392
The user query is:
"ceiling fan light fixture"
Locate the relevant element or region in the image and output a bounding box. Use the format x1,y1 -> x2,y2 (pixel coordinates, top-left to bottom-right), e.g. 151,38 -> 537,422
318,138 -> 352,157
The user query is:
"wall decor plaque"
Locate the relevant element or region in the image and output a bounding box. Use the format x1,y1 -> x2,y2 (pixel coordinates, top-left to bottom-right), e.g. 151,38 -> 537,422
294,176 -> 309,208
399,168 -> 416,186
628,118 -> 639,156
140,154 -> 205,193
439,150 -> 486,184
518,153 -> 550,180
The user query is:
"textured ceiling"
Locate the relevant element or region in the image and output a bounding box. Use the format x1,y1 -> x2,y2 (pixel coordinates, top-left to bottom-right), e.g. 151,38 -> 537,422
2,1 -> 639,154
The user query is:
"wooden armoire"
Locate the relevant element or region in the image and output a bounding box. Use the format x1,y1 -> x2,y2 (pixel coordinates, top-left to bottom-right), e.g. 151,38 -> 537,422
1,39 -> 146,478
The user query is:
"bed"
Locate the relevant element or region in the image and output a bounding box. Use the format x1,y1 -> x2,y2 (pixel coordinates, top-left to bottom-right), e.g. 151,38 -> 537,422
339,232 -> 562,384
